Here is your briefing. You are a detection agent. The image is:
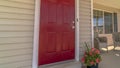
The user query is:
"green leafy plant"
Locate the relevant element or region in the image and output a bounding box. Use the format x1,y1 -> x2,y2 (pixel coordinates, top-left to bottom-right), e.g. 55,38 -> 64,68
81,42 -> 102,66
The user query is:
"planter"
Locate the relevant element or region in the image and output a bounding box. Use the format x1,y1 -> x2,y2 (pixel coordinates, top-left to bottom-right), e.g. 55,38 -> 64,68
87,63 -> 98,68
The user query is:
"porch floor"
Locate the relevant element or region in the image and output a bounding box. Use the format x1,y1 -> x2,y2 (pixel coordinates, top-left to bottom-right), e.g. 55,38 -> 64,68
99,50 -> 120,68
39,49 -> 120,68
39,61 -> 81,68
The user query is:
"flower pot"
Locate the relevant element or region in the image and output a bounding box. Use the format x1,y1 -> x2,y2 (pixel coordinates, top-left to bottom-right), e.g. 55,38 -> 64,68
87,64 -> 98,68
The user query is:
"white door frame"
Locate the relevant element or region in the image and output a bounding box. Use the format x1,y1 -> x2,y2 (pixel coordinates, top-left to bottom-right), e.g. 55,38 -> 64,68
32,0 -> 41,68
32,0 -> 80,68
75,0 -> 80,61
91,0 -> 94,47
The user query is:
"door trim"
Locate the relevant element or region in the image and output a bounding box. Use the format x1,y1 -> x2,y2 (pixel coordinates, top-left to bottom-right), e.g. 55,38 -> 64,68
32,0 -> 80,68
32,0 -> 41,68
75,0 -> 80,61
91,0 -> 94,47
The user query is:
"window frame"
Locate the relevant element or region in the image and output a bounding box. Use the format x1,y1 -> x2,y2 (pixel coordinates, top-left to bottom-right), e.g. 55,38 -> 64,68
93,9 -> 118,34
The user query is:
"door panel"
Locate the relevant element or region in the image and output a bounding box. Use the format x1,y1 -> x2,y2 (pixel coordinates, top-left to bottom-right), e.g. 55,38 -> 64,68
39,0 -> 75,65
47,32 -> 57,53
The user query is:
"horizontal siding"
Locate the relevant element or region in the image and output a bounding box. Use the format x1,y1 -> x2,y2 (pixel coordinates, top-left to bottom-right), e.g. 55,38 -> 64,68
0,6 -> 34,15
21,66 -> 32,68
0,12 -> 34,20
0,37 -> 33,46
0,54 -> 32,64
0,43 -> 32,51
0,0 -> 34,9
0,60 -> 32,68
0,32 -> 33,37
79,0 -> 92,54
0,25 -> 33,31
0,0 -> 35,68
7,0 -> 35,4
0,49 -> 32,58
0,19 -> 34,25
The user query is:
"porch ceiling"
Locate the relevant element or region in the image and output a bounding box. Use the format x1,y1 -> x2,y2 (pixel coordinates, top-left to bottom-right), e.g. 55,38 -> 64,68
93,0 -> 120,9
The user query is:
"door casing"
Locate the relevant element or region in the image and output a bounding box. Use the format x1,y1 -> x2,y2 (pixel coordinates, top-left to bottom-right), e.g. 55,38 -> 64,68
32,0 -> 81,68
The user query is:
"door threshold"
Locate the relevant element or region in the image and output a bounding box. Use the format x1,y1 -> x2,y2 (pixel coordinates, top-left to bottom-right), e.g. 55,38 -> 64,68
39,59 -> 78,68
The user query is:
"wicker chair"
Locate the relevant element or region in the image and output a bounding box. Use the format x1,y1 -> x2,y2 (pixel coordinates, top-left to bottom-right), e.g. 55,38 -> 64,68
94,37 -> 108,52
112,32 -> 120,50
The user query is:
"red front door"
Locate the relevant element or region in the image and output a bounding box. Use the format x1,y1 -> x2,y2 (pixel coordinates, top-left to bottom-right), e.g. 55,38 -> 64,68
39,0 -> 75,65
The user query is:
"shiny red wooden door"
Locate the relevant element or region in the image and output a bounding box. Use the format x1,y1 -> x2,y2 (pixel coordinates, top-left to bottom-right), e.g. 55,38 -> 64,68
39,0 -> 75,65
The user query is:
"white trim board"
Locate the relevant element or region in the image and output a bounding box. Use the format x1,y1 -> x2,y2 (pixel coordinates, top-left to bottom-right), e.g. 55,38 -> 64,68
75,0 -> 80,61
91,0 -> 94,47
32,0 -> 80,68
32,0 -> 41,68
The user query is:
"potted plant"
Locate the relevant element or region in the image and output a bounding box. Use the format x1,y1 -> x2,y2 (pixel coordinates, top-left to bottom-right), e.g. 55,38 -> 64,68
81,43 -> 102,68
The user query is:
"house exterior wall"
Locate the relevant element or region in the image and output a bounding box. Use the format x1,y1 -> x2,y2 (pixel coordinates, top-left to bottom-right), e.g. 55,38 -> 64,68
93,3 -> 120,45
0,0 -> 92,67
0,0 -> 35,68
79,0 -> 92,55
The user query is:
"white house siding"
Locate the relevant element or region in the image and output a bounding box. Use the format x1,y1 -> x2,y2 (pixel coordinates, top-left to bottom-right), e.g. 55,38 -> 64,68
79,0 -> 92,55
0,0 -> 35,68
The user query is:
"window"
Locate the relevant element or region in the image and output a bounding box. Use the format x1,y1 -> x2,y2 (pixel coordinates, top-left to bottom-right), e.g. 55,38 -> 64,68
114,13 -> 118,32
93,10 -> 118,34
94,10 -> 103,34
104,12 -> 113,34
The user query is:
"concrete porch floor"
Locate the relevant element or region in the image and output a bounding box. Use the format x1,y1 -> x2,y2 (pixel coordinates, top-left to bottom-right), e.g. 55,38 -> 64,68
39,50 -> 120,68
39,60 -> 81,68
99,50 -> 120,68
